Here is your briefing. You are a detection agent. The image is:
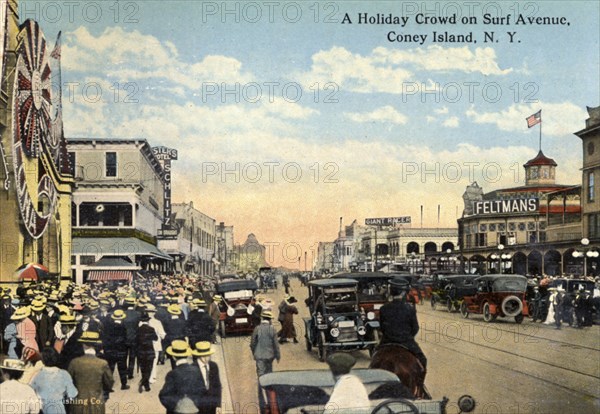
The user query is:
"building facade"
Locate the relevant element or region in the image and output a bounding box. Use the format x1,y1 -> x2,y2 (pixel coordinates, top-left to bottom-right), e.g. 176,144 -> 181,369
235,233 -> 270,274
576,106 -> 600,240
1,2 -> 74,283
68,138 -> 172,283
158,201 -> 216,276
216,222 -> 235,274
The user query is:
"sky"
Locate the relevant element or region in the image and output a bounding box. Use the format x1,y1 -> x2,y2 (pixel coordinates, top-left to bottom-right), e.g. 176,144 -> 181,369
16,0 -> 600,267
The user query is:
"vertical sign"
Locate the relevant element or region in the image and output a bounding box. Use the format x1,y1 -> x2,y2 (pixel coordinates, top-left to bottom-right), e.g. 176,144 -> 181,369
152,146 -> 178,229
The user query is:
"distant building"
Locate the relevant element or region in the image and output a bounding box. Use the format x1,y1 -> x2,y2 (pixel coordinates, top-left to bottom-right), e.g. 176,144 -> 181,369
68,138 -> 172,283
158,201 -> 216,276
316,241 -> 335,273
216,222 -> 235,274
236,233 -> 270,273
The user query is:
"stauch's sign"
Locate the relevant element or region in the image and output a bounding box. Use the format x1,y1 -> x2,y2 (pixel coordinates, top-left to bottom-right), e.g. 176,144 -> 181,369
474,198 -> 539,215
365,217 -> 411,226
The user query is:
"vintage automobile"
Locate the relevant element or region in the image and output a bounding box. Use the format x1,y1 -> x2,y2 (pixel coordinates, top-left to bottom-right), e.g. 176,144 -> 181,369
460,274 -> 530,323
304,278 -> 379,361
215,279 -> 258,337
259,369 -> 476,414
330,272 -> 394,319
430,275 -> 479,312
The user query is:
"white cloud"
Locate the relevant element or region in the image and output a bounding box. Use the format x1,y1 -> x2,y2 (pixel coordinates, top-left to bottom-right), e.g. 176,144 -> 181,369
372,45 -> 513,76
297,45 -> 512,94
466,102 -> 588,136
345,106 -> 408,125
63,26 -> 253,91
434,106 -> 449,115
443,117 -> 460,128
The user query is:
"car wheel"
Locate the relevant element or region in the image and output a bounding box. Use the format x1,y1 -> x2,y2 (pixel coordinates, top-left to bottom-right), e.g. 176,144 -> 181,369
515,313 -> 524,324
219,320 -> 226,338
460,302 -> 469,318
318,332 -> 328,362
483,303 -> 494,323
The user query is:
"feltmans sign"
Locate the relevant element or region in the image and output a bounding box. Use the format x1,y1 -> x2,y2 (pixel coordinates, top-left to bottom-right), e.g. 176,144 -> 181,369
474,198 -> 539,215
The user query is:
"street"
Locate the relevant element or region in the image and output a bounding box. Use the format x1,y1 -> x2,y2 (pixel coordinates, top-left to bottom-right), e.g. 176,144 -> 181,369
105,278 -> 599,413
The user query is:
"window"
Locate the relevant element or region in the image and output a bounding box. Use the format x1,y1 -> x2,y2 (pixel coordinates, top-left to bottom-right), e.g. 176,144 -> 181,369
588,172 -> 595,202
106,152 -> 117,177
476,233 -> 487,247
68,152 -> 76,175
589,214 -> 600,239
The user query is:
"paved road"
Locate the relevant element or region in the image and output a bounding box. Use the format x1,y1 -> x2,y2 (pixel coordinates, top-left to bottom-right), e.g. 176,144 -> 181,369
106,277 -> 600,413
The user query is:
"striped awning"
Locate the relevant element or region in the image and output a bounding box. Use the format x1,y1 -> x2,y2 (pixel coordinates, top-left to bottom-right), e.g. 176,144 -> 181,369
87,270 -> 133,282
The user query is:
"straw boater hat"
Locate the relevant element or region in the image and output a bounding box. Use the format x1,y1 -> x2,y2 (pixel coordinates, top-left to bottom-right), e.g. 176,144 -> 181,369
79,331 -> 102,344
192,341 -> 215,357
145,304 -> 157,313
111,309 -> 127,320
125,297 -> 136,305
212,295 -> 222,302
10,307 -> 31,321
59,314 -> 78,325
0,358 -> 27,372
261,310 -> 274,319
192,298 -> 206,307
167,304 -> 182,315
166,340 -> 192,358
30,299 -> 45,312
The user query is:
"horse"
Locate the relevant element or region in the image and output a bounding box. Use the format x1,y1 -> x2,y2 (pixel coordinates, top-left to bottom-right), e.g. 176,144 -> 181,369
369,343 -> 430,400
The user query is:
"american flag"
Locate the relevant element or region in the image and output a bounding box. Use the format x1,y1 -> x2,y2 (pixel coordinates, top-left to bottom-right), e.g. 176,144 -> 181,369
526,110 -> 542,128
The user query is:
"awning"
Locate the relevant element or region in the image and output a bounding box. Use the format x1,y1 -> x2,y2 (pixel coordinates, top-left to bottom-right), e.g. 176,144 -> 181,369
72,237 -> 173,261
87,270 -> 134,282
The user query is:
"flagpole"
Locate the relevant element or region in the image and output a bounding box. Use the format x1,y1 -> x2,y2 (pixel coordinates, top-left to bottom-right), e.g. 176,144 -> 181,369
539,120 -> 542,151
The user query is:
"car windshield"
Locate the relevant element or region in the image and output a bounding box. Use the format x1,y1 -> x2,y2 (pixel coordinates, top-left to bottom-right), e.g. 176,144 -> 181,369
357,281 -> 387,300
320,288 -> 357,313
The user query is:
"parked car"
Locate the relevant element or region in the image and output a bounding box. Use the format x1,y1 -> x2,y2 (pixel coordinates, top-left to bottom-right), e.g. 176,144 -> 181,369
259,369 -> 477,414
460,274 -> 530,323
431,275 -> 479,312
215,279 -> 259,337
303,278 -> 379,361
330,272 -> 393,319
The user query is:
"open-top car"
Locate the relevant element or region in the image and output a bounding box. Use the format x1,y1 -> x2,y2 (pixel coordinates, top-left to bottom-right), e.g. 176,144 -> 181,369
460,274 -> 529,323
259,369 -> 476,414
215,278 -> 259,337
431,275 -> 479,312
304,278 -> 379,361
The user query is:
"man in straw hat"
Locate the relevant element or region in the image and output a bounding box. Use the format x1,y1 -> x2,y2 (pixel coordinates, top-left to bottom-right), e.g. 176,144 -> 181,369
250,309 -> 280,412
163,304 -> 187,369
102,309 -> 130,390
31,298 -> 54,350
192,341 -> 222,414
137,312 -> 158,393
0,358 -> 42,414
11,306 -> 38,358
67,331 -> 114,414
159,340 -> 206,414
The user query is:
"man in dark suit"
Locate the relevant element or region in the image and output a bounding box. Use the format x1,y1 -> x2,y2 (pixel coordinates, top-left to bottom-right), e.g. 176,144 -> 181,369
159,340 -> 206,414
123,297 -> 140,379
102,309 -> 130,390
30,299 -> 54,350
162,304 -> 187,369
136,312 -> 158,393
379,278 -> 427,372
186,299 -> 215,346
192,341 -> 222,414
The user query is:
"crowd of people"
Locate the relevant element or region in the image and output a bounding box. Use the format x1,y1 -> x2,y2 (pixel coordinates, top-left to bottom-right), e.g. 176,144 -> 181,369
0,274 -> 223,414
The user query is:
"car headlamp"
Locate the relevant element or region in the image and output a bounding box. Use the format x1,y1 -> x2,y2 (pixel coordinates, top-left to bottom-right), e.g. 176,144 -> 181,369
357,326 -> 367,336
330,328 -> 340,338
367,311 -> 375,320
327,315 -> 334,322
226,307 -> 235,317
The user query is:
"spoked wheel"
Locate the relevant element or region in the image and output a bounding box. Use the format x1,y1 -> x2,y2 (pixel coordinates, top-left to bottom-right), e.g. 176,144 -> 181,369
460,301 -> 469,318
483,303 -> 494,322
317,332 -> 328,362
370,398 -> 420,414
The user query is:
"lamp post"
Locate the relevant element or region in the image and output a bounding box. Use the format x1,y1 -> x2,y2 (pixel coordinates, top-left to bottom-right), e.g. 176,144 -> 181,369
491,244 -> 507,274
572,238 -> 599,277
